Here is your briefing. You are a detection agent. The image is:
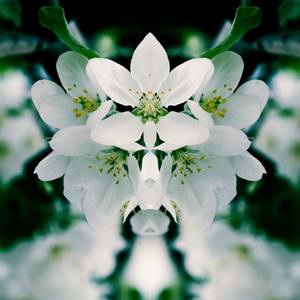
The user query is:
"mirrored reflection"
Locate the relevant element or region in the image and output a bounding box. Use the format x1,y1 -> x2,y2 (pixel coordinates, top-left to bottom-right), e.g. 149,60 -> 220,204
1,0 -> 300,299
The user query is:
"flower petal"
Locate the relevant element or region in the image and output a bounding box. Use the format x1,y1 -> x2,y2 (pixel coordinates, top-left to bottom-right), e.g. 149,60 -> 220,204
130,210 -> 170,235
202,125 -> 250,156
119,143 -> 145,152
127,155 -> 140,190
162,196 -> 177,222
86,100 -> 113,129
170,177 -> 216,223
34,151 -> 69,181
204,157 -> 237,207
38,94 -> 84,129
84,174 -> 130,226
91,112 -> 143,146
86,58 -> 140,106
154,143 -> 181,152
214,80 -> 269,129
187,100 -> 214,127
130,33 -> 170,93
143,121 -> 157,150
230,151 -> 266,181
157,112 -> 209,146
123,196 -> 138,221
160,58 -> 214,107
50,125 -> 99,156
56,51 -> 98,100
236,79 -> 269,108
214,93 -> 262,129
63,157 -> 98,208
202,51 -> 244,100
31,79 -> 65,108
141,152 -> 159,180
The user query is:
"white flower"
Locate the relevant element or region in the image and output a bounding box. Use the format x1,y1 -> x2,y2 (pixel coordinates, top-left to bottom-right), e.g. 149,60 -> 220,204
176,220 -> 300,300
31,51 -> 142,147
254,69 -> 300,184
162,51 -> 268,224
0,111 -> 46,182
31,51 -> 102,129
271,70 -> 300,111
86,33 -> 214,148
194,51 -> 269,129
0,219 -> 124,300
254,111 -> 300,184
0,69 -> 29,110
32,51 -> 141,224
35,146 -> 132,226
124,155 -> 176,222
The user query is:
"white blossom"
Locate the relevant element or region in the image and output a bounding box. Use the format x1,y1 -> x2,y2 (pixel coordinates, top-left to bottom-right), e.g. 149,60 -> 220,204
176,220 -> 300,300
0,218 -> 124,300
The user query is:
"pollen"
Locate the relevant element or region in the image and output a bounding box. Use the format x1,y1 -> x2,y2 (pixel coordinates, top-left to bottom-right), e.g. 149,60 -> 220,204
132,92 -> 168,123
171,147 -> 211,183
95,148 -> 129,185
201,94 -> 228,118
72,95 -> 100,118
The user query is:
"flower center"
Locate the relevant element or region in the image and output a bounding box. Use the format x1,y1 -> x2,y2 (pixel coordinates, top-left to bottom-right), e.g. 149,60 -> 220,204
132,91 -> 168,123
72,92 -> 100,118
171,147 -> 213,184
89,148 -> 129,185
200,84 -> 234,118
201,95 -> 228,117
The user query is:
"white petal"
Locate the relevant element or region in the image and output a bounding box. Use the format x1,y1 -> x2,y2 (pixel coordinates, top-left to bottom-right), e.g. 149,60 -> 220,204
86,58 -> 140,106
118,143 -> 145,152
214,93 -> 262,129
235,79 -> 269,108
86,100 -> 113,129
187,100 -> 213,127
160,58 -> 214,107
127,155 -> 141,190
38,94 -> 84,129
130,33 -> 170,93
143,121 -> 157,150
141,152 -> 159,180
157,112 -> 209,146
203,125 -> 250,156
200,156 -> 236,208
202,51 -> 244,99
63,157 -> 98,208
130,210 -> 170,235
50,125 -> 98,156
170,177 -> 216,222
34,151 -> 69,181
31,79 -> 65,108
160,155 -> 173,191
84,175 -> 129,226
123,196 -> 138,221
230,151 -> 266,181
215,80 -> 269,128
154,143 -> 181,151
56,51 -> 98,99
162,196 -> 177,222
91,112 -> 143,146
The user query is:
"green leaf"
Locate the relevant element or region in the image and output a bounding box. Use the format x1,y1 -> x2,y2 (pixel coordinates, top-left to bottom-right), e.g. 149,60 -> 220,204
39,6 -> 99,59
0,0 -> 22,27
201,6 -> 261,59
279,0 -> 300,27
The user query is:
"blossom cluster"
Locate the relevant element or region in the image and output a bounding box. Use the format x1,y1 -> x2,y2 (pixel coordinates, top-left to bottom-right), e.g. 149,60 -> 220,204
33,33 -> 268,233
0,216 -> 123,300
176,219 -> 300,300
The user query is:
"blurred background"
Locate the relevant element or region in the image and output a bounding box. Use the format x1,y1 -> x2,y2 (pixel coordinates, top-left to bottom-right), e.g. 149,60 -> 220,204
0,0 -> 300,299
